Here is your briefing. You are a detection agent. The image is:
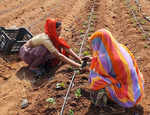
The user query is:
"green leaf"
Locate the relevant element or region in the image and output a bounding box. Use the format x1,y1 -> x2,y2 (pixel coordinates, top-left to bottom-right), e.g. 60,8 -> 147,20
130,5 -> 137,11
90,27 -> 95,32
75,88 -> 81,98
88,33 -> 91,37
83,51 -> 90,56
75,70 -> 80,74
69,109 -> 74,115
140,19 -> 146,25
83,25 -> 87,28
80,30 -> 84,34
144,45 -> 148,48
46,98 -> 56,104
93,15 -> 96,20
68,66 -> 74,71
56,82 -> 65,89
90,22 -> 94,26
143,34 -> 148,40
83,21 -> 88,26
86,45 -> 90,49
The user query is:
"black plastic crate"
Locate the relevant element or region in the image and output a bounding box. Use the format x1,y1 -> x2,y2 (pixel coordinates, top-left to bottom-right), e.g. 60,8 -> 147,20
0,27 -> 33,54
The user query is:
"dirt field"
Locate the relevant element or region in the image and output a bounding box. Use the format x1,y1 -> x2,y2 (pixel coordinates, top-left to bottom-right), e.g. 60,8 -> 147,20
0,0 -> 150,115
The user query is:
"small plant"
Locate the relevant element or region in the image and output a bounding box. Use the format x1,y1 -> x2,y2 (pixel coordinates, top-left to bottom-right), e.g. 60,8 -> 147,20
56,82 -> 65,89
93,12 -> 97,15
130,17 -> 138,28
130,5 -> 137,12
83,25 -> 87,29
133,22 -> 137,27
68,66 -> 74,72
90,22 -> 94,26
144,44 -> 148,48
75,70 -> 80,74
92,15 -> 96,20
83,51 -> 90,56
130,18 -> 136,24
46,98 -> 56,104
83,21 -> 88,26
90,27 -> 95,32
88,33 -> 91,37
69,109 -> 74,115
86,44 -> 90,49
75,88 -> 81,98
143,34 -> 148,40
80,30 -> 84,34
140,19 -> 146,25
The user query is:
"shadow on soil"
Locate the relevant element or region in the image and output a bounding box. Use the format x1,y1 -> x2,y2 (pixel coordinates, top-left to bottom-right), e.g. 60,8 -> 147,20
81,89 -> 144,115
85,104 -> 144,115
16,64 -> 62,88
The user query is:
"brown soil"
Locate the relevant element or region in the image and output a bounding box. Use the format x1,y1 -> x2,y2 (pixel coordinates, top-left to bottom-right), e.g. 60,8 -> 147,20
0,0 -> 150,115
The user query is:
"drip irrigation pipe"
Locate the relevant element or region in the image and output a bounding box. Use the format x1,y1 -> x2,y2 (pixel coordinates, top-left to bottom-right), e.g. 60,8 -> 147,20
126,0 -> 150,40
59,1 -> 95,115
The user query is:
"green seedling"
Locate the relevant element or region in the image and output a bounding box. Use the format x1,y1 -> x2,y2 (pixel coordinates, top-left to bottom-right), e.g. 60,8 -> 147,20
86,44 -> 90,49
75,88 -> 81,98
69,109 -> 74,115
80,30 -> 84,34
137,28 -> 142,34
144,45 -> 148,48
130,18 -> 136,24
132,22 -> 137,27
83,25 -> 87,29
46,98 -> 56,104
75,70 -> 80,74
68,66 -> 74,72
130,18 -> 137,27
90,22 -> 94,26
73,48 -> 79,53
56,82 -> 65,89
143,34 -> 148,40
130,5 -> 137,12
90,27 -> 95,32
83,21 -> 88,26
140,19 -> 146,25
88,33 -> 91,37
92,15 -> 97,20
83,51 -> 90,56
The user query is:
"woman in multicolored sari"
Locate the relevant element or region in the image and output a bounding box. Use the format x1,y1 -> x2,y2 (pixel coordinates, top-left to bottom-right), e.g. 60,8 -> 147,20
84,29 -> 144,108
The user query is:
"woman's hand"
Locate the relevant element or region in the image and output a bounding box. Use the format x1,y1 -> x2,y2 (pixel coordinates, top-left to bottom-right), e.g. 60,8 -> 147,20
80,56 -> 92,69
64,48 -> 82,63
81,56 -> 92,62
54,50 -> 82,68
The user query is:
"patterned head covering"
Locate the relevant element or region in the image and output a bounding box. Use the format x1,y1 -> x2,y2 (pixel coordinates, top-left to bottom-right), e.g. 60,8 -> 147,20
45,18 -> 70,54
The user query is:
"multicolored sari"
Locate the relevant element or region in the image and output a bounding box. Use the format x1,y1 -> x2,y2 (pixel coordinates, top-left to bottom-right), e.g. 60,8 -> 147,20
89,29 -> 144,108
